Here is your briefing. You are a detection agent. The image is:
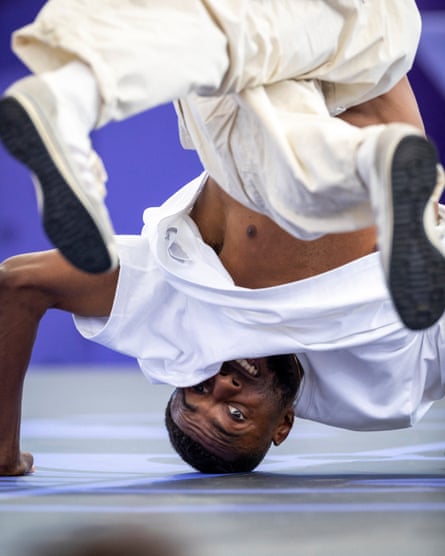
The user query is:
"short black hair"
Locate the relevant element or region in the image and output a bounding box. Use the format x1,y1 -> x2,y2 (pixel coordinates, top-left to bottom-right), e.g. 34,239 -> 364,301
266,353 -> 303,406
165,396 -> 268,474
165,354 -> 304,474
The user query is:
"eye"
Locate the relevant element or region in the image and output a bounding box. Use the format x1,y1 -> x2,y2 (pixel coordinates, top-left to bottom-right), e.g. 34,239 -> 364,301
228,404 -> 246,421
191,383 -> 208,394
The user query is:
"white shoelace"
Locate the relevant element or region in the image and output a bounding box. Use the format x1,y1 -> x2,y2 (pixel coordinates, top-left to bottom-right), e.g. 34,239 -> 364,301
70,145 -> 108,202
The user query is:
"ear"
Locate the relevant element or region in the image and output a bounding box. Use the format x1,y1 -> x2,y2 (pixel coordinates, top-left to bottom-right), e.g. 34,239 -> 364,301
272,408 -> 295,446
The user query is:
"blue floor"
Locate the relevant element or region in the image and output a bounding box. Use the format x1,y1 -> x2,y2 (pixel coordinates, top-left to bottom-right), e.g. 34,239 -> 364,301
1,366 -> 444,556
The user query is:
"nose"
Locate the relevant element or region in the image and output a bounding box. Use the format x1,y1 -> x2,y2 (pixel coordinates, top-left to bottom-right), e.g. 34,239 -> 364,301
211,372 -> 241,401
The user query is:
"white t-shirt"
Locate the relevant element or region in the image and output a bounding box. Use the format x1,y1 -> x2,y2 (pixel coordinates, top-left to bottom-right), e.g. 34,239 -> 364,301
75,174 -> 445,431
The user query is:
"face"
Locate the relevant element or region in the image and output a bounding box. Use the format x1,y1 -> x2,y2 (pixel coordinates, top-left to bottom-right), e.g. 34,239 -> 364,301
169,357 -> 296,460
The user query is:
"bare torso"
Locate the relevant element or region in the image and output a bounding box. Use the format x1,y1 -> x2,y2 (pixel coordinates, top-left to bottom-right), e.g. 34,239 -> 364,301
190,176 -> 377,289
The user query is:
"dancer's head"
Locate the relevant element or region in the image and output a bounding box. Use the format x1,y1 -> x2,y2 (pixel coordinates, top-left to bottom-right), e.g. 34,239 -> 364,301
166,354 -> 303,473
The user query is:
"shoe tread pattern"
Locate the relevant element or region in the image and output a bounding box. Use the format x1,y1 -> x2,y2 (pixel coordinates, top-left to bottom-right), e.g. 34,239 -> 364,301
0,97 -> 112,273
390,136 -> 445,330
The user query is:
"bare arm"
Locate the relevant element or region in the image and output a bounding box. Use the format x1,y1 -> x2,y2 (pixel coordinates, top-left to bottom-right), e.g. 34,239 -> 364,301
0,250 -> 118,475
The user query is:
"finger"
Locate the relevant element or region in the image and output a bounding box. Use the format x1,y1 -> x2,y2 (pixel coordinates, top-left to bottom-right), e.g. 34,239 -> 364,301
20,451 -> 35,474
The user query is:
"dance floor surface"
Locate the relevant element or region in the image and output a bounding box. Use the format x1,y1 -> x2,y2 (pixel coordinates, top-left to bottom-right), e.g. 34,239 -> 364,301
1,366 -> 444,555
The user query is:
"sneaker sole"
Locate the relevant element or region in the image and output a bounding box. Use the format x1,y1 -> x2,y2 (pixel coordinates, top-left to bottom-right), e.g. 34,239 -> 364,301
389,136 -> 445,330
0,96 -> 114,273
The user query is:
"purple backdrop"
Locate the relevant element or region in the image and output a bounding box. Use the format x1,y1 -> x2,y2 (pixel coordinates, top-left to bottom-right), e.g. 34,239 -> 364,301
0,0 -> 444,365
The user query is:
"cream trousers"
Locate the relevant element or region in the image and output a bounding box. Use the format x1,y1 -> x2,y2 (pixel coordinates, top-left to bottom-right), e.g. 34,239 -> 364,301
11,0 -> 422,237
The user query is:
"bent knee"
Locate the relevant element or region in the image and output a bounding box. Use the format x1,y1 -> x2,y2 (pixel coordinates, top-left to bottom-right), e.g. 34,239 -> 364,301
0,252 -> 59,310
0,255 -> 27,290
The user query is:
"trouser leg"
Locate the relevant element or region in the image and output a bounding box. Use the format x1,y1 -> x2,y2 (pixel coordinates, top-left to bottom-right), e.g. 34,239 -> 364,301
11,0 -> 420,126
180,79 -> 384,238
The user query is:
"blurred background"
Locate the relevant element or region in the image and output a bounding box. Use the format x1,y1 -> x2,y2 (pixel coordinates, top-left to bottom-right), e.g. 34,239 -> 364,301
1,0 -> 444,366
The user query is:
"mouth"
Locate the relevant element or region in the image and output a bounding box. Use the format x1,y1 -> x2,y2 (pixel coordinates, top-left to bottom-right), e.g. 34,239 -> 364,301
234,358 -> 260,377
